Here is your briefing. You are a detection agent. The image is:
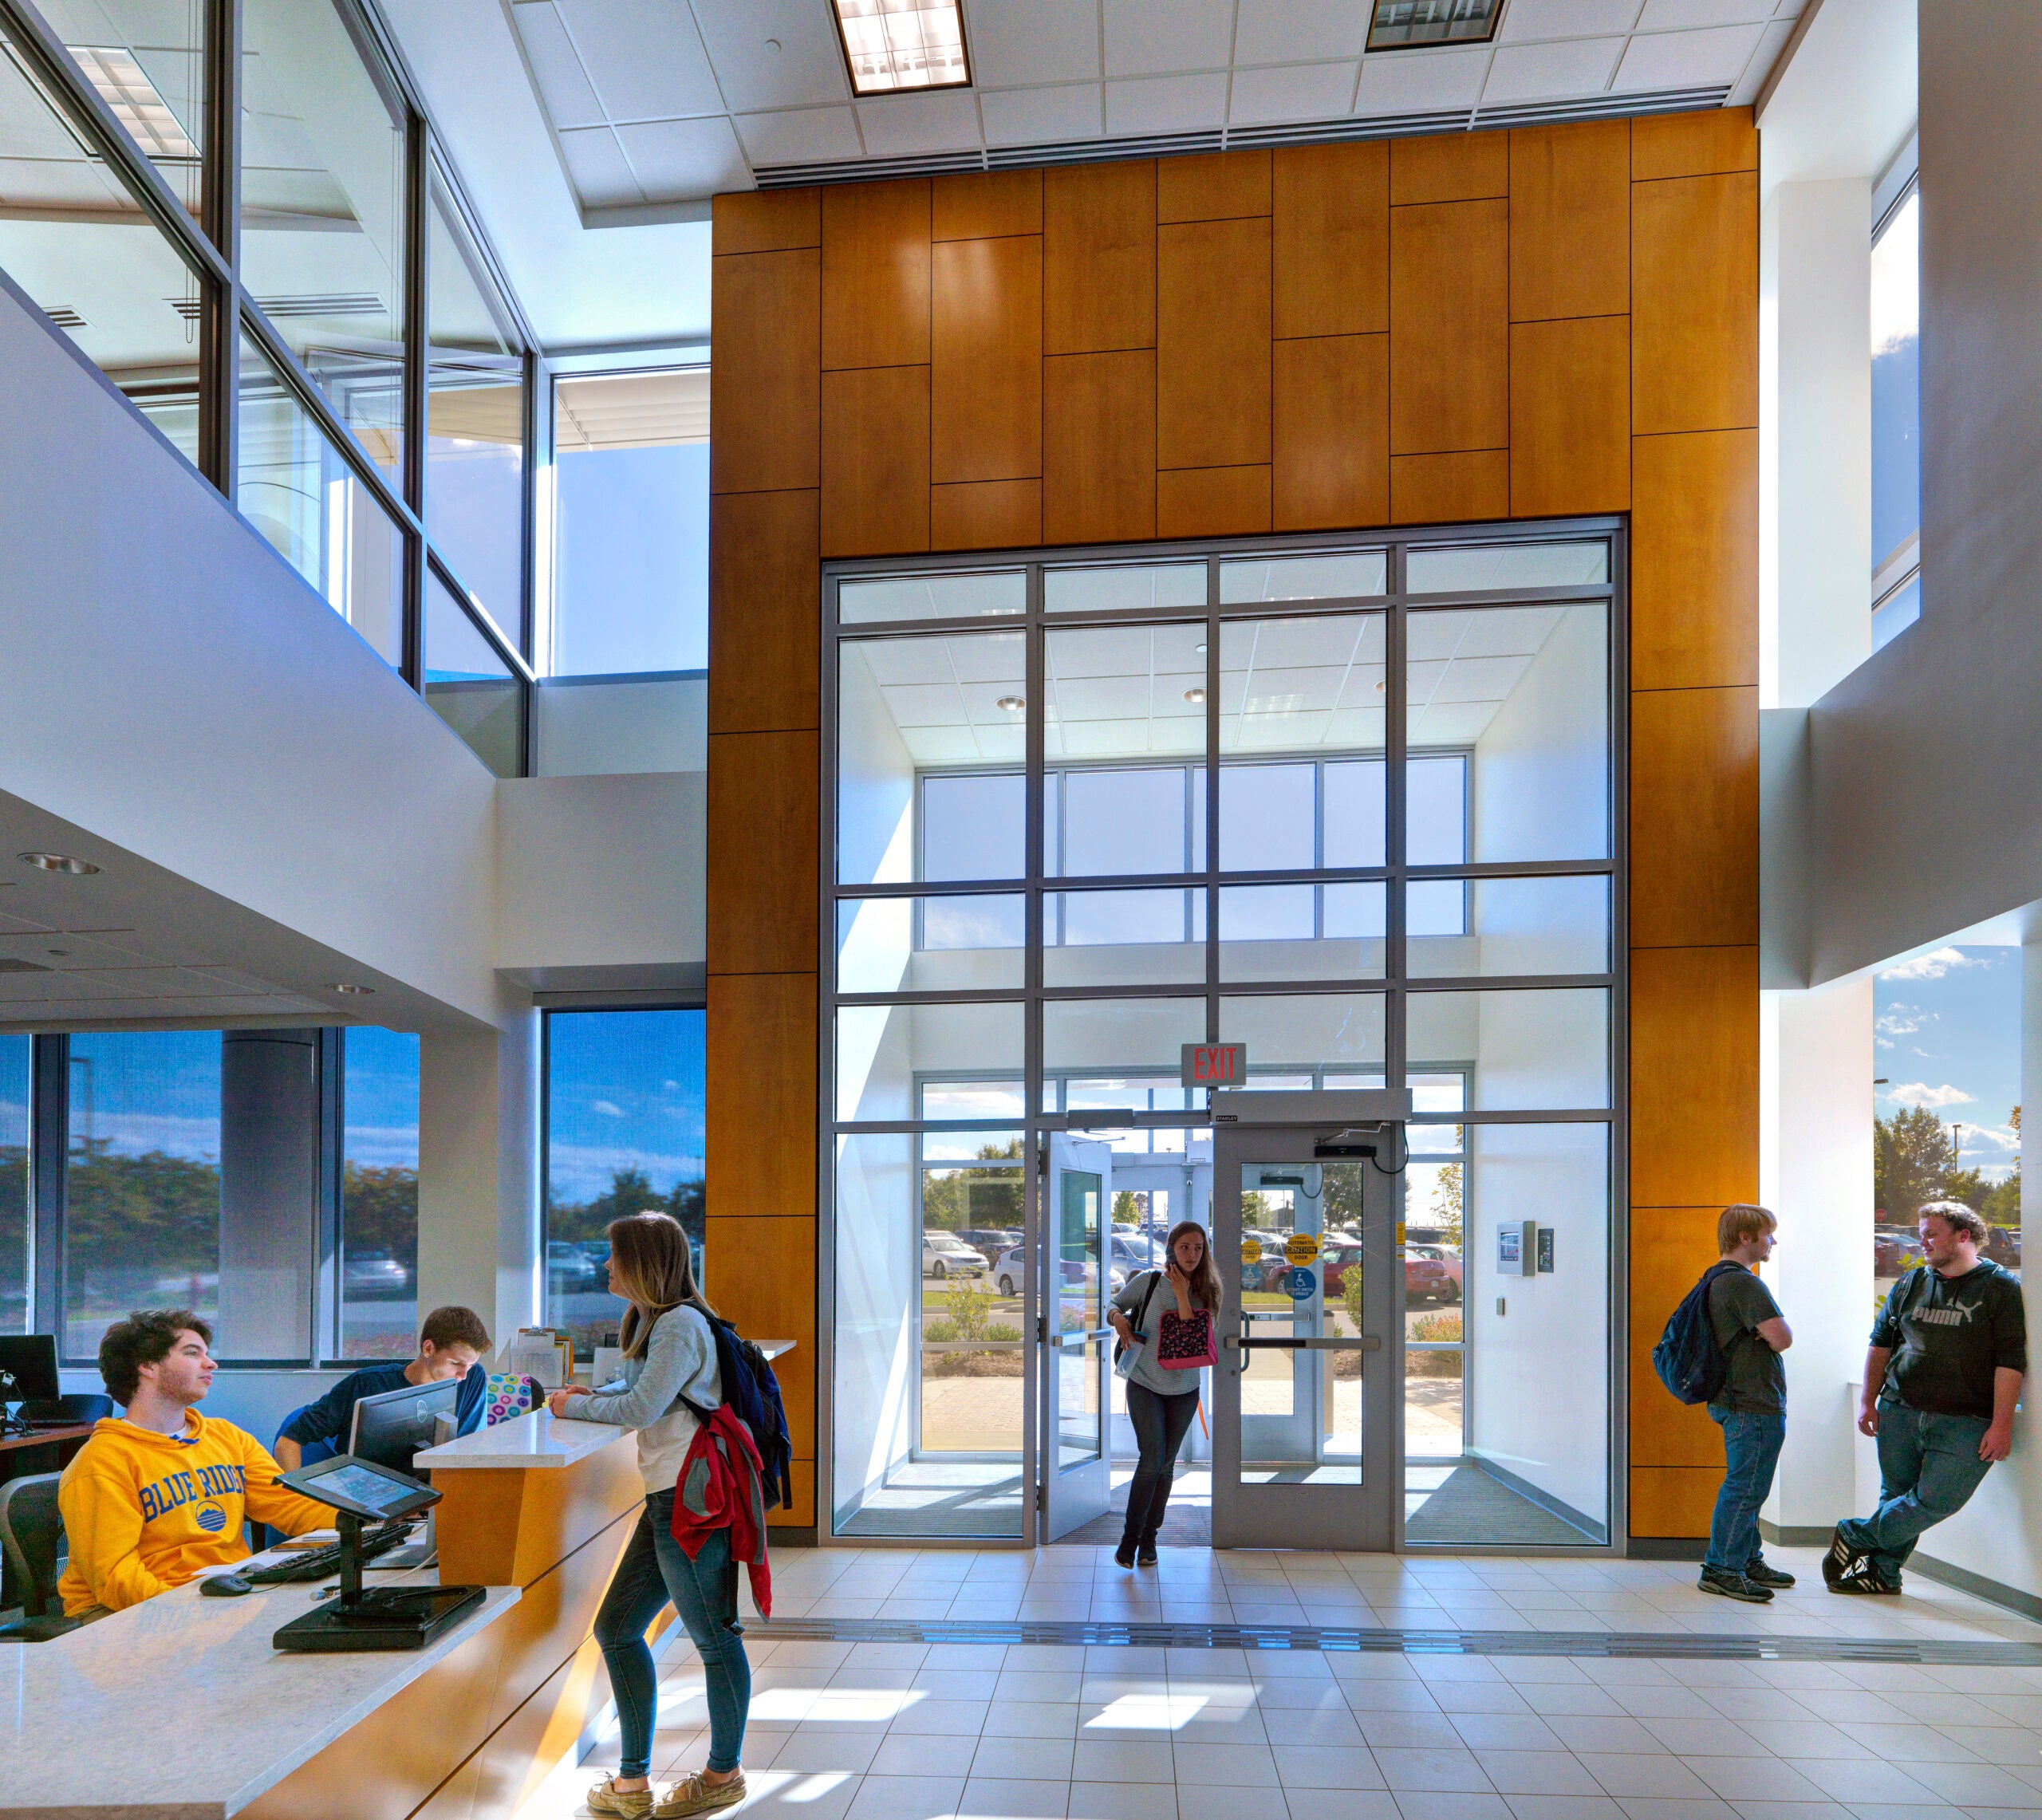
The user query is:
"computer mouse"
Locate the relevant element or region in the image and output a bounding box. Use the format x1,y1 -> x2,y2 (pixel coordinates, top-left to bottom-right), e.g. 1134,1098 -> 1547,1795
201,1573 -> 253,1597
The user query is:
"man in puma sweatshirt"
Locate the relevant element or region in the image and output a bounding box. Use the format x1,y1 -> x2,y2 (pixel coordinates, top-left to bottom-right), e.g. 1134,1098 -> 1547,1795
57,1310 -> 332,1616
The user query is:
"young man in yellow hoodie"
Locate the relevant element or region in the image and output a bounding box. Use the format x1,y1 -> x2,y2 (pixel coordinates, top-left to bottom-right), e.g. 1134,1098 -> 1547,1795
58,1309 -> 334,1616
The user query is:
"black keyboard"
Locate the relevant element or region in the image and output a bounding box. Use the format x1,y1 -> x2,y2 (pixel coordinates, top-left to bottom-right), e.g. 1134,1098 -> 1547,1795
242,1520 -> 416,1584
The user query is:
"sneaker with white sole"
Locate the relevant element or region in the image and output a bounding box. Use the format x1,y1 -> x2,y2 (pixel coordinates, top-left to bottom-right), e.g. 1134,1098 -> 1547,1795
588,1775 -> 655,1818
1823,1527 -> 1868,1587
655,1771 -> 747,1818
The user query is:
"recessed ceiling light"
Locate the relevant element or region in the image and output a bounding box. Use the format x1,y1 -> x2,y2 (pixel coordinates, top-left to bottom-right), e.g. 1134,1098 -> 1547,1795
1184,688 -> 1207,705
1375,680 -> 1386,692
19,852 -> 99,875
1366,0 -> 1503,53
330,983 -> 374,995
1195,643 -> 1208,654
829,0 -> 971,96
66,45 -> 200,160
995,695 -> 1024,711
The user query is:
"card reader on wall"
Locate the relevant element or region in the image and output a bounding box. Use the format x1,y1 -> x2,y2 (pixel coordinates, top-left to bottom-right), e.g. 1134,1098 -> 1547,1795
1496,1220 -> 1535,1277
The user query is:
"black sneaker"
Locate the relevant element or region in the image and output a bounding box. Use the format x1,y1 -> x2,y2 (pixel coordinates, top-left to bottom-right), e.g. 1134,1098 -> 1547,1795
1698,1565 -> 1773,1602
1823,1527 -> 1866,1587
1114,1539 -> 1137,1569
1137,1544 -> 1158,1566
1830,1561 -> 1902,1595
1743,1558 -> 1796,1588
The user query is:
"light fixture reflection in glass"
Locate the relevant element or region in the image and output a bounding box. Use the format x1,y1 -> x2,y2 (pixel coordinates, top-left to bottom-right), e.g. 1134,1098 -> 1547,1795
1185,688 -> 1206,704
832,0 -> 970,95
996,695 -> 1025,711
66,45 -> 199,160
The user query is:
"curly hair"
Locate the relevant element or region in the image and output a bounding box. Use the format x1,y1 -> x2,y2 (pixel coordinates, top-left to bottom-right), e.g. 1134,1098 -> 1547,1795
1917,1200 -> 1989,1247
99,1309 -> 211,1405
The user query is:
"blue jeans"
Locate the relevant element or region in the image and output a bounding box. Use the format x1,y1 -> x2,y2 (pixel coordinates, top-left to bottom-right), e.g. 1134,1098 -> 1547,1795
1836,1397 -> 1994,1580
593,1491 -> 751,1779
1121,1381 -> 1200,1549
1705,1408 -> 1786,1573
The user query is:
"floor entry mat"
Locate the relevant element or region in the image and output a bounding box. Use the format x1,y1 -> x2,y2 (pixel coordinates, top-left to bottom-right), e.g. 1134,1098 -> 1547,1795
1404,1463 -> 1602,1546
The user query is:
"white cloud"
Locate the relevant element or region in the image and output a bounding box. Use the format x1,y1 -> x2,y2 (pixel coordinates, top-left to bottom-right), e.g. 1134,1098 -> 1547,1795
591,1099 -> 625,1118
1886,1081 -> 1977,1108
1958,1123 -> 2020,1153
1875,1009 -> 1925,1037
1878,947 -> 1980,982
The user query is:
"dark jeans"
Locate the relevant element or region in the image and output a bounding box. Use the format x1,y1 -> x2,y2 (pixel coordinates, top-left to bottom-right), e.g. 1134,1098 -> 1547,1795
593,1491 -> 751,1779
1704,1408 -> 1785,1573
1837,1396 -> 1995,1580
1122,1381 -> 1200,1549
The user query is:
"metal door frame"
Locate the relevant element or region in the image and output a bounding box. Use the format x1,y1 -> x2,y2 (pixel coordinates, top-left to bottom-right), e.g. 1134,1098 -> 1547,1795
1211,1089 -> 1409,1551
1042,1133 -> 1114,1538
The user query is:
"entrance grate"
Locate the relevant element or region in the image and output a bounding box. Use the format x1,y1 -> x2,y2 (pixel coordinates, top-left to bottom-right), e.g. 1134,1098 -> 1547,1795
755,1616 -> 2042,1665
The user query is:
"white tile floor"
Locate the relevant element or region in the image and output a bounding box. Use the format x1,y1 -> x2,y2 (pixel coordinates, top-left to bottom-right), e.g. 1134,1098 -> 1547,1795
512,1542 -> 2042,1820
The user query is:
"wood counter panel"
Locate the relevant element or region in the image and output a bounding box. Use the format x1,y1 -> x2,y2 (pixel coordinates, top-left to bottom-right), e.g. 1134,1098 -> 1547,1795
485,1505 -> 640,1731
432,1439 -> 645,1590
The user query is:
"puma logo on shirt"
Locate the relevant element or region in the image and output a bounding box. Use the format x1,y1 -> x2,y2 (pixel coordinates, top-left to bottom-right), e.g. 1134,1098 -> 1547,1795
1914,1302 -> 1982,1327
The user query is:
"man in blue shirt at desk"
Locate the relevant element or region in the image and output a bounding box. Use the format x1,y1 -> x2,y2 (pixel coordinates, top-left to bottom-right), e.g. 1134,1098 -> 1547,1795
274,1306 -> 492,1470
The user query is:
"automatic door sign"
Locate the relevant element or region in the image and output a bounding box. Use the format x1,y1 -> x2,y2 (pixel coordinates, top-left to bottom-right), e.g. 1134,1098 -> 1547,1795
1285,1266 -> 1317,1301
1240,1263 -> 1264,1292
1240,1237 -> 1262,1264
1284,1232 -> 1319,1267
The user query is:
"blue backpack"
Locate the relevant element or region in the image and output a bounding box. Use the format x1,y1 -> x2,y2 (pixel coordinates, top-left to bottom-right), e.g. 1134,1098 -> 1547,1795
684,1316 -> 796,1511
1651,1261 -> 1746,1405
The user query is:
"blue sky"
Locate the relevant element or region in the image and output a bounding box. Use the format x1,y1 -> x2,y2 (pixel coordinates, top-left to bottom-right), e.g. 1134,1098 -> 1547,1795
545,1009 -> 705,1203
1874,943 -> 2021,1182
345,1026 -> 420,1170
554,443 -> 708,675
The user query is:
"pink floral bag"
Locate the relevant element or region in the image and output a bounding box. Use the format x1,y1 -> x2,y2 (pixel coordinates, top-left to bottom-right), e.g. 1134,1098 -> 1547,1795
1155,1306 -> 1216,1371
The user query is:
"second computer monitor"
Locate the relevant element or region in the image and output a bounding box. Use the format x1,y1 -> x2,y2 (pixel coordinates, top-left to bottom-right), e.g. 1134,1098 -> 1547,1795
348,1377 -> 459,1480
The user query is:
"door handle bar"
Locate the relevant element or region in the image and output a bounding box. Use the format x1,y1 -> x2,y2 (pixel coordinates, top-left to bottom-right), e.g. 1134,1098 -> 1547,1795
1224,1334 -> 1383,1352
1047,1327 -> 1115,1347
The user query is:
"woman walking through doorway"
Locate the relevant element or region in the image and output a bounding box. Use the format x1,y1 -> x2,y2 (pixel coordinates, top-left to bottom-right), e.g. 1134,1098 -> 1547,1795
1106,1219 -> 1221,1567
550,1212 -> 751,1820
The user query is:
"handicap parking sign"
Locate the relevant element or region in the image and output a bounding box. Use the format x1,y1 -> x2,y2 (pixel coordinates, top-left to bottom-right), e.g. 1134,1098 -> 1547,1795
1285,1267 -> 1317,1300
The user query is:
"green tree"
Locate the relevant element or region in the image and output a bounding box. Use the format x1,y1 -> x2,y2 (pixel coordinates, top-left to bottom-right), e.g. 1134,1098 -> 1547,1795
1982,1105 -> 2021,1228
1875,1104 -> 1958,1221
548,1164 -> 704,1245
342,1162 -> 419,1270
919,1141 -> 1023,1233
1429,1161 -> 1464,1247
65,1142 -> 222,1274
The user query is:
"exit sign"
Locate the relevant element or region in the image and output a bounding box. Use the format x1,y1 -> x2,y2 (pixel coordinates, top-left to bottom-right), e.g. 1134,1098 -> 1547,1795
1181,1042 -> 1248,1087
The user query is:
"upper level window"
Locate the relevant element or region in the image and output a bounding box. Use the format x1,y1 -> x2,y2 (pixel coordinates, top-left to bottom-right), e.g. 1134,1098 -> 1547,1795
546,369 -> 708,676
1871,184 -> 1920,650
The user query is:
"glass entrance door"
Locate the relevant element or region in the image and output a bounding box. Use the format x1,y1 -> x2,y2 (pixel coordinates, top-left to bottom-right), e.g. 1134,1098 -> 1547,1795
1212,1097 -> 1401,1550
1042,1133 -> 1113,1538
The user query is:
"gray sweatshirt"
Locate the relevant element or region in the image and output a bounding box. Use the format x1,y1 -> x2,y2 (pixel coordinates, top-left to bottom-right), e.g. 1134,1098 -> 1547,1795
557,1303 -> 721,1493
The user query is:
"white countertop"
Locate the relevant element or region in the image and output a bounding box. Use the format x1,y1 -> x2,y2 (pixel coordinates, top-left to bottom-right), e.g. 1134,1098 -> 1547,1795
415,1404 -> 631,1471
0,1554 -> 518,1818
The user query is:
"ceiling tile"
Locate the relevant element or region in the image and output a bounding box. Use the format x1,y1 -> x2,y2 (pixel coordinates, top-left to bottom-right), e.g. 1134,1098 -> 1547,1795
1234,0 -> 1372,65
856,89 -> 984,156
1612,22 -> 1766,88
982,83 -> 1103,146
1228,61 -> 1358,125
735,105 -> 863,165
1353,46 -> 1489,114
1103,0 -> 1234,78
691,0 -> 851,113
1636,0 -> 1772,25
968,0 -> 1103,85
1481,35 -> 1622,102
1103,71 -> 1228,133
1729,15 -> 1796,103
557,124 -> 643,207
614,115 -> 751,199
510,3 -> 605,130
1497,0 -> 1644,41
558,0 -> 725,120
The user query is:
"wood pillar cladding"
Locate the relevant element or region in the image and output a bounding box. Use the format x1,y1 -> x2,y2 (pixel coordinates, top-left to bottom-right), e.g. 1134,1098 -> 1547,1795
707,109 -> 1759,1546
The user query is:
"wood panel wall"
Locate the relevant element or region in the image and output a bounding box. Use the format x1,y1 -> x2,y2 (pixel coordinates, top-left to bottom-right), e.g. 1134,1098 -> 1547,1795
708,109 -> 1760,1547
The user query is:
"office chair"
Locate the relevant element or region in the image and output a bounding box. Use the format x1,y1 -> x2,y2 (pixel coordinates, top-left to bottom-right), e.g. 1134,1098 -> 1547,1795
0,1474 -> 84,1642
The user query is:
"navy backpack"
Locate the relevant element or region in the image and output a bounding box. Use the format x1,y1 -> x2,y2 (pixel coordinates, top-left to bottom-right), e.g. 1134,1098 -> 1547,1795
1651,1260 -> 1746,1405
684,1315 -> 796,1511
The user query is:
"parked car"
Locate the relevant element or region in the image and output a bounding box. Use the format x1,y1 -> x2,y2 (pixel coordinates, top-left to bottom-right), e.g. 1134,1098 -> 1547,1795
957,1227 -> 1021,1267
546,1241 -> 606,1293
1112,1232 -> 1167,1273
344,1253 -> 412,1300
1873,1227 -> 1919,1275
991,1246 -> 1127,1298
1408,1243 -> 1463,1294
1406,1250 -> 1457,1303
923,1231 -> 989,1279
1986,1225 -> 2022,1270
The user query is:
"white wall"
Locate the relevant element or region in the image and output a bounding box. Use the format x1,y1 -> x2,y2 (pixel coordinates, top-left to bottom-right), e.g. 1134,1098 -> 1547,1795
531,675 -> 708,778
1470,603 -> 1608,865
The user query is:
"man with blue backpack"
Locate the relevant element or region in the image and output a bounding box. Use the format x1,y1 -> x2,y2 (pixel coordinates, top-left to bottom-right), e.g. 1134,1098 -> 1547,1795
1654,1204 -> 1795,1603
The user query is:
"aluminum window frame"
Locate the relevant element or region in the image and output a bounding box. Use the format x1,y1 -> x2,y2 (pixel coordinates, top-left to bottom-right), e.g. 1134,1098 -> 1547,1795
821,516 -> 1630,1551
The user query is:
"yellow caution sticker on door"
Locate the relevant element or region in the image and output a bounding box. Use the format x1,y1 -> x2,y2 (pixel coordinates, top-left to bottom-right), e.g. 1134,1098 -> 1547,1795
1240,1237 -> 1262,1264
1285,1232 -> 1319,1267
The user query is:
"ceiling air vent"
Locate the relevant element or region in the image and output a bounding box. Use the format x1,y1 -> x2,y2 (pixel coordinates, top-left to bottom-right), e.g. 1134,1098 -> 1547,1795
166,292 -> 386,323
42,305 -> 88,329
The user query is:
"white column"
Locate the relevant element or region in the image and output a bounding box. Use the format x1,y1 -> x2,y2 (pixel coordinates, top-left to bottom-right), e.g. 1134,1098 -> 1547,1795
1759,176 -> 1878,1540
416,999 -> 541,1359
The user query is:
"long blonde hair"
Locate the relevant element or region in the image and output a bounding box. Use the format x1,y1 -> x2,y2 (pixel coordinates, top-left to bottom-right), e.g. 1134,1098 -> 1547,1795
608,1211 -> 717,1359
1165,1220 -> 1222,1312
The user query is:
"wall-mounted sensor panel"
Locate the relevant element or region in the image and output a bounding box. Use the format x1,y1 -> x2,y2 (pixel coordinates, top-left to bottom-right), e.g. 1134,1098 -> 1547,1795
1536,1226 -> 1555,1274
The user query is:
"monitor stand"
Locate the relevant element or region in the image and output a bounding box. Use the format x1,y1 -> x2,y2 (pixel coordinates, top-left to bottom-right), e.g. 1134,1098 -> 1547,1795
273,1511 -> 483,1653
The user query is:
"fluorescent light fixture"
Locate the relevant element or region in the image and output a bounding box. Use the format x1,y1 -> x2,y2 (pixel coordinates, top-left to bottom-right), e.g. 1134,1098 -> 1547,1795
1366,0 -> 1504,52
830,0 -> 971,97
66,45 -> 199,161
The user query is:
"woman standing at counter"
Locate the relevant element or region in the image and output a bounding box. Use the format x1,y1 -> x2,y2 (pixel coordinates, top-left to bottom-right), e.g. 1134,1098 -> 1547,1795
550,1211 -> 750,1820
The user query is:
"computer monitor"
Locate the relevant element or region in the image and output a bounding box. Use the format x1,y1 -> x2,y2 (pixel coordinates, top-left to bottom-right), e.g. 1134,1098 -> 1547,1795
347,1377 -> 459,1480
0,1336 -> 58,1407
